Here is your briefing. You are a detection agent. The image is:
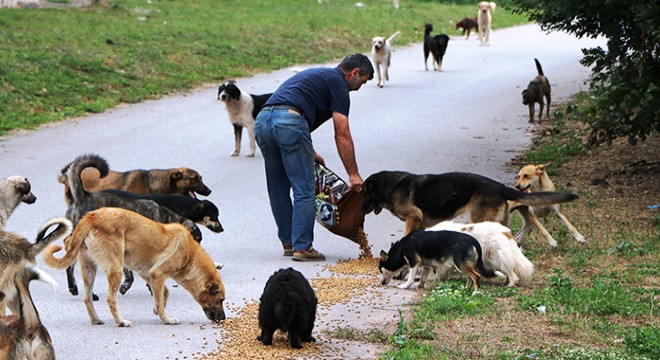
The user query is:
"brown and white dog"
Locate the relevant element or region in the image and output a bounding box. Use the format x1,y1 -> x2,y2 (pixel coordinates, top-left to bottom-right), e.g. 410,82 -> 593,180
0,176 -> 37,229
455,17 -> 479,40
371,31 -> 401,88
477,1 -> 496,46
514,163 -> 585,247
43,207 -> 226,327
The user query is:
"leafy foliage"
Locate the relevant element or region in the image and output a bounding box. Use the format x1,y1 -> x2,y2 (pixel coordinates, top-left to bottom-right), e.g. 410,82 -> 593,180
510,0 -> 660,145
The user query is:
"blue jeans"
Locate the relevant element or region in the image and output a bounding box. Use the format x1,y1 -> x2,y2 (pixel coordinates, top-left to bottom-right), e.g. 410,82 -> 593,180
255,106 -> 315,251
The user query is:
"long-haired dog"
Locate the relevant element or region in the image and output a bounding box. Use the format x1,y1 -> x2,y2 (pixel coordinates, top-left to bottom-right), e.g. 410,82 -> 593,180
43,208 -> 226,327
0,267 -> 57,360
477,1 -> 496,46
217,81 -> 272,157
522,58 -> 551,122
371,31 -> 401,88
423,24 -> 450,72
429,221 -> 534,286
514,163 -> 585,247
0,218 -> 72,315
455,17 -> 479,39
257,268 -> 317,349
0,176 -> 37,229
379,229 -> 500,290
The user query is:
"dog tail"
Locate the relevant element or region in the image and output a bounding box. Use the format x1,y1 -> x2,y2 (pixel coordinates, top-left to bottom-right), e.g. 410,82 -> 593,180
32,217 -> 73,255
504,187 -> 577,208
14,267 -> 51,330
274,295 -> 300,332
66,153 -> 109,205
534,58 -> 544,76
387,31 -> 401,43
42,215 -> 91,270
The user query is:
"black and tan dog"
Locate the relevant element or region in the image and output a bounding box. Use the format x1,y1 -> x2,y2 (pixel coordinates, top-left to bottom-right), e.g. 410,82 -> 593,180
0,218 -> 72,315
522,58 -> 551,122
362,170 -> 578,235
379,229 -> 499,290
58,158 -> 212,206
0,176 -> 37,229
0,267 -> 57,359
43,208 -> 226,327
62,154 -> 203,298
258,268 -> 317,349
423,23 -> 450,72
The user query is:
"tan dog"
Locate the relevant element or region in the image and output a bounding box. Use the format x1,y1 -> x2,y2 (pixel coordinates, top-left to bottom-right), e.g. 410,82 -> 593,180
0,176 -> 37,229
43,207 -> 226,327
371,31 -> 401,88
514,163 -> 585,247
477,1 -> 496,46
0,267 -> 56,360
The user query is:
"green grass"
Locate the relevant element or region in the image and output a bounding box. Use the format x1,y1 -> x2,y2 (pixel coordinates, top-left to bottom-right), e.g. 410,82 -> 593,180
0,0 -> 528,135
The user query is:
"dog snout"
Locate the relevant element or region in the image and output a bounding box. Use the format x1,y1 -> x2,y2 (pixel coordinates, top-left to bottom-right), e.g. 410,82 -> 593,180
22,192 -> 37,204
204,306 -> 226,322
206,220 -> 224,233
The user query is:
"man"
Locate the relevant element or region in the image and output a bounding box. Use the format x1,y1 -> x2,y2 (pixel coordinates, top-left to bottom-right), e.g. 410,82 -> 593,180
255,53 -> 374,261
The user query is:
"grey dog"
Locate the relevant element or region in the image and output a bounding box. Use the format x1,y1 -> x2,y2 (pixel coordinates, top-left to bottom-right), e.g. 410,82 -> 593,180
0,176 -> 37,229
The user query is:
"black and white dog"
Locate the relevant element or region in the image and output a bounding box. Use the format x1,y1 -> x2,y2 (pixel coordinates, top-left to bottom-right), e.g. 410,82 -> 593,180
217,81 -> 272,157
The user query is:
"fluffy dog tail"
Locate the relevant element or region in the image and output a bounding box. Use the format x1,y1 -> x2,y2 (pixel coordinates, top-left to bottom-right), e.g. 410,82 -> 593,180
15,267 -> 52,329
504,186 -> 577,208
387,31 -> 401,44
507,239 -> 534,285
32,217 -> 73,255
42,215 -> 92,270
534,58 -> 544,76
66,154 -> 109,206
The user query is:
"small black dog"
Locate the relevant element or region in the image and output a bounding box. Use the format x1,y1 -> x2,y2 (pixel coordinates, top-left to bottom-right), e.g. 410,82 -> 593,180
423,24 -> 450,72
257,268 -> 317,349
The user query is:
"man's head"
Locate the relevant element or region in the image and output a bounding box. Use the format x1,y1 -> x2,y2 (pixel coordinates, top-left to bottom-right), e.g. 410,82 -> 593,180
339,53 -> 374,91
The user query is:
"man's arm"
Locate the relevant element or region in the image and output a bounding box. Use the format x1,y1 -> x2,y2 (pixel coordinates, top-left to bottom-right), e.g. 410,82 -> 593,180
332,111 -> 363,192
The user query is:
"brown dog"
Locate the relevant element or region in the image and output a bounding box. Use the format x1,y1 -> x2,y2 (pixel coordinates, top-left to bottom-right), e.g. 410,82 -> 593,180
58,159 -> 212,206
522,58 -> 551,122
514,163 -> 585,247
43,208 -> 226,327
455,17 -> 478,39
0,267 -> 56,360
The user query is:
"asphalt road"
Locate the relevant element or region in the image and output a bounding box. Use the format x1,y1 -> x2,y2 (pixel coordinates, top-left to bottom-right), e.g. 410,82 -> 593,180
1,24 -> 604,359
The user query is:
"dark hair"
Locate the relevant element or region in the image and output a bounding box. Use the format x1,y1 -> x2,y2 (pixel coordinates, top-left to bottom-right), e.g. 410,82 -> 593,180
339,53 -> 374,80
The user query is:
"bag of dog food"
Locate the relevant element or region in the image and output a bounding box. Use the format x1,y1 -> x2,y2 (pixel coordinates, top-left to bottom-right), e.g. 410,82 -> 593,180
314,163 -> 366,244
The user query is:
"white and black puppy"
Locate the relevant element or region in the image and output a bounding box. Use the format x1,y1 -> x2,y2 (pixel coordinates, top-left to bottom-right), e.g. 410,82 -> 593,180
371,31 -> 401,88
217,81 -> 272,157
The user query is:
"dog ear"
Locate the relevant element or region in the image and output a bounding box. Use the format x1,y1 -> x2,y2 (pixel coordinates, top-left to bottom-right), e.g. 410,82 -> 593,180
170,171 -> 183,183
16,178 -> 31,195
379,250 -> 388,261
0,290 -> 4,302
536,163 -> 551,175
208,283 -> 220,294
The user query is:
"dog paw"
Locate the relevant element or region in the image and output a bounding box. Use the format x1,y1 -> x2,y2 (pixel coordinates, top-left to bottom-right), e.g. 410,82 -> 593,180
230,151 -> 239,157
119,285 -> 130,295
575,234 -> 586,243
163,318 -> 180,325
246,153 -> 255,157
69,286 -> 78,296
397,283 -> 411,289
91,319 -> 104,325
118,320 -> 132,327
92,293 -> 99,301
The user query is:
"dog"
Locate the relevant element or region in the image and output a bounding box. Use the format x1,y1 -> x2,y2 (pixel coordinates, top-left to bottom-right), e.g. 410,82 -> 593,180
379,229 -> 499,290
58,159 -> 212,206
62,154 -> 203,298
371,31 -> 401,87
429,221 -> 534,286
522,58 -> 552,122
513,163 -> 585,247
0,267 -> 57,360
423,24 -> 450,72
0,218 -> 71,315
362,170 -> 579,236
477,1 -> 496,46
43,207 -> 226,327
0,176 -> 37,229
257,267 -> 317,349
217,80 -> 272,157
455,17 -> 479,39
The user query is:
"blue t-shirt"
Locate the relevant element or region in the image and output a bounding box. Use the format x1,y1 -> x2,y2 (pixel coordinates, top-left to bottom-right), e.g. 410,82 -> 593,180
265,67 -> 350,131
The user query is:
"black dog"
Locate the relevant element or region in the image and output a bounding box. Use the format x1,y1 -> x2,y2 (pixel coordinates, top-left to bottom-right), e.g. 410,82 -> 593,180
522,58 -> 551,122
217,81 -> 272,157
257,268 -> 317,349
423,23 -> 450,72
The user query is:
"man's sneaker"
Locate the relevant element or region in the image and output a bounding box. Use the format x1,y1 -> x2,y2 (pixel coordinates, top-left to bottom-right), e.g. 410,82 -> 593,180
292,247 -> 326,262
283,244 -> 293,257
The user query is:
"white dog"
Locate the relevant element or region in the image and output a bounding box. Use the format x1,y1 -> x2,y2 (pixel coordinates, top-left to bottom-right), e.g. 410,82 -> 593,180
371,31 -> 401,88
430,221 -> 534,287
477,1 -> 496,46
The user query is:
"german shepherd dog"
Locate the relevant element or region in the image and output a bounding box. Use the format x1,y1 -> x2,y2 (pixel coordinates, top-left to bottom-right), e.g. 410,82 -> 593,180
217,80 -> 272,157
0,267 -> 57,360
62,154 -> 203,298
58,158 -> 212,206
0,218 -> 72,315
362,170 -> 578,235
257,268 -> 317,349
522,58 -> 551,122
514,163 -> 585,247
43,208 -> 226,327
423,24 -> 450,72
0,176 -> 37,229
379,229 -> 499,290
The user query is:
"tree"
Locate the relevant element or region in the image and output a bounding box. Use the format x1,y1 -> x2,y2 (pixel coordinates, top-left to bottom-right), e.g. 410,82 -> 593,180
511,0 -> 660,145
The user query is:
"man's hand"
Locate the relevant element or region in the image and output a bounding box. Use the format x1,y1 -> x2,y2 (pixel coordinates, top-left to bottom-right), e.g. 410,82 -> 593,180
314,151 -> 326,167
348,173 -> 364,193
